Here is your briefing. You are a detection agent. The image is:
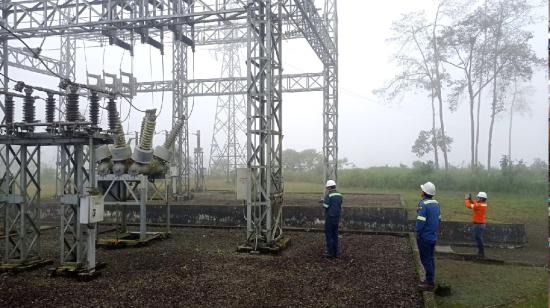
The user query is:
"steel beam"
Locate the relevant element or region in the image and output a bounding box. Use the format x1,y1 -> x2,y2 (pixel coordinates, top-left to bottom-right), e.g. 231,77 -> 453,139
7,46 -> 61,77
0,1 -> 245,39
171,1 -> 191,200
245,0 -> 283,250
135,73 -> 323,96
284,0 -> 335,65
1,145 -> 42,266
322,0 -> 337,183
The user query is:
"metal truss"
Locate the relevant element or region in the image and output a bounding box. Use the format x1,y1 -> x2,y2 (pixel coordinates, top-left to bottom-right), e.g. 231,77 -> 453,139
193,130 -> 205,192
7,46 -> 62,76
245,0 -> 284,250
136,73 -> 323,96
0,0 -> 338,252
98,174 -> 150,239
322,0 -> 337,182
55,33 -> 77,197
208,44 -> 247,179
171,1 -> 191,200
2,145 -> 42,265
59,144 -> 87,266
0,1 -> 245,39
284,0 -> 336,65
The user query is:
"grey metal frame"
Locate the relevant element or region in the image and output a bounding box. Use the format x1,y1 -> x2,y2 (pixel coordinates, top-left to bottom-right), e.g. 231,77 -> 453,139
208,44 -> 247,181
0,0 -> 338,251
245,0 -> 284,248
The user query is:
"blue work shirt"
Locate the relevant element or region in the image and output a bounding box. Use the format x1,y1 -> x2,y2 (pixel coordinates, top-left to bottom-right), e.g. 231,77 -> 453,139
415,198 -> 441,242
323,190 -> 343,218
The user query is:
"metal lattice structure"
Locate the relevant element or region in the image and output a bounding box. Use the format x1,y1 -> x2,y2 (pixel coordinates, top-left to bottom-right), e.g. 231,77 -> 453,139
244,0 -> 284,249
0,0 -> 338,252
193,130 -> 206,192
2,144 -> 42,266
208,44 -> 247,180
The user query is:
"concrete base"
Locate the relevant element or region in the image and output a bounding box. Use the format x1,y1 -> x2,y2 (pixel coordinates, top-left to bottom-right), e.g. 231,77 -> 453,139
49,262 -> 106,281
0,258 -> 52,273
97,231 -> 170,249
237,236 -> 291,255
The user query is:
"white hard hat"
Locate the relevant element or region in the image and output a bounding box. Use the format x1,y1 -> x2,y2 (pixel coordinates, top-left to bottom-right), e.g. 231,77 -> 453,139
477,192 -> 487,199
420,181 -> 436,196
325,180 -> 336,187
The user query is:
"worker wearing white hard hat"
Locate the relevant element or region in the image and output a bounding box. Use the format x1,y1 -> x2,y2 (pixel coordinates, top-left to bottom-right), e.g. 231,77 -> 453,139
416,181 -> 441,291
319,179 -> 343,258
465,191 -> 488,258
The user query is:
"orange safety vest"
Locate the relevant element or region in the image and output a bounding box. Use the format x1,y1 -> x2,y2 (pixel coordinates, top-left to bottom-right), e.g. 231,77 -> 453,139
465,199 -> 487,224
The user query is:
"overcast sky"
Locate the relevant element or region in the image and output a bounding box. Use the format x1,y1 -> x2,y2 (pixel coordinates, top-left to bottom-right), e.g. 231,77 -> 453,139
5,0 -> 548,168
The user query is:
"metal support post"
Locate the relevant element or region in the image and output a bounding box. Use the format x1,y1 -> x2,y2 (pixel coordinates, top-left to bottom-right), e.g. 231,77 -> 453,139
194,130 -> 205,192
139,175 -> 147,240
243,0 -> 285,252
322,0 -> 338,183
1,144 -> 47,270
56,34 -> 77,197
59,145 -> 87,266
171,0 -> 191,199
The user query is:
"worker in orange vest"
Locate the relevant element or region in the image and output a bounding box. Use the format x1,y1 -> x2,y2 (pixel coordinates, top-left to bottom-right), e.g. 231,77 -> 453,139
465,192 -> 488,258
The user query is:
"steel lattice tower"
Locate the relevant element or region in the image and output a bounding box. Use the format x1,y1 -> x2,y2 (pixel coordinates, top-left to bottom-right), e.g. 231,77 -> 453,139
0,0 -> 338,255
208,44 -> 247,181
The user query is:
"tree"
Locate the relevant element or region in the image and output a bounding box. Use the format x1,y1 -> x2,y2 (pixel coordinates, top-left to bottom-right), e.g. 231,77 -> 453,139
374,1 -> 453,170
484,0 -> 541,169
442,6 -> 496,169
412,129 -> 453,159
504,81 -> 533,161
443,0 -> 541,170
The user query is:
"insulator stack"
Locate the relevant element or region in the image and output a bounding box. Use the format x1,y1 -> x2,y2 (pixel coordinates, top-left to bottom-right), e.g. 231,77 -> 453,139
107,97 -> 118,131
45,92 -> 56,123
66,85 -> 79,122
114,118 -> 126,147
139,110 -> 157,150
23,87 -> 35,123
139,109 -> 156,142
89,92 -> 100,126
4,95 -> 14,125
164,118 -> 184,148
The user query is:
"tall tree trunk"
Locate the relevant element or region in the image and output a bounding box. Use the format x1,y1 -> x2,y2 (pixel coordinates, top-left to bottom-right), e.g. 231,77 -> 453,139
468,83 -> 476,169
507,79 -> 517,161
508,98 -> 514,161
430,92 -> 440,168
488,72 -> 498,170
487,25 -> 502,170
431,5 -> 448,172
475,73 -> 483,167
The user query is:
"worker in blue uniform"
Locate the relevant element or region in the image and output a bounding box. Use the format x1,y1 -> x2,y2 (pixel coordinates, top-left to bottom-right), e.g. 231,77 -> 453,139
321,180 -> 343,258
416,181 -> 441,291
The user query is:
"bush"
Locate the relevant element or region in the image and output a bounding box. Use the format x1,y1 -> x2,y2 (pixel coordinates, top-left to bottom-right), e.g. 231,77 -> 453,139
283,165 -> 546,195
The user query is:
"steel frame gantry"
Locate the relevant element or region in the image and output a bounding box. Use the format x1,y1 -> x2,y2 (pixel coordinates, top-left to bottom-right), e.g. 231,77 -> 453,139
0,0 -> 338,252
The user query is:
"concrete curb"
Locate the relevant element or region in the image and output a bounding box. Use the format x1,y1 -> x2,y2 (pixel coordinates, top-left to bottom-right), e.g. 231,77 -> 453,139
409,232 -> 436,308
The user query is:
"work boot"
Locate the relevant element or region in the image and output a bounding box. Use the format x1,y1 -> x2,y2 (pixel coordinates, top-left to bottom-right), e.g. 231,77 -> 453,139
418,281 -> 435,292
322,253 -> 336,259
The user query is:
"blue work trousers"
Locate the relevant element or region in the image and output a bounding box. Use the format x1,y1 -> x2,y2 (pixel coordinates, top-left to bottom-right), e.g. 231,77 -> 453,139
325,216 -> 339,257
417,238 -> 436,284
473,223 -> 486,256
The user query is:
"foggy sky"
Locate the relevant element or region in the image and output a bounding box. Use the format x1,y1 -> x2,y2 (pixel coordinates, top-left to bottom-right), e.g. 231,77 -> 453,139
4,0 -> 548,168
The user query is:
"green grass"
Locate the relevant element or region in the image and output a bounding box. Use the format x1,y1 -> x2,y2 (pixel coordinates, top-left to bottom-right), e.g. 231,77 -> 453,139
435,260 -> 548,307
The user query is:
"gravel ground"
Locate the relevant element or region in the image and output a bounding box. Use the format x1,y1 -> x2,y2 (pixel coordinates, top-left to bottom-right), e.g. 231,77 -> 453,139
0,228 -> 422,307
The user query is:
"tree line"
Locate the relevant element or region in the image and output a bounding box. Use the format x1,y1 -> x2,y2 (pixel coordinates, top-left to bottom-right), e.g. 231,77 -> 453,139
375,0 -> 543,171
